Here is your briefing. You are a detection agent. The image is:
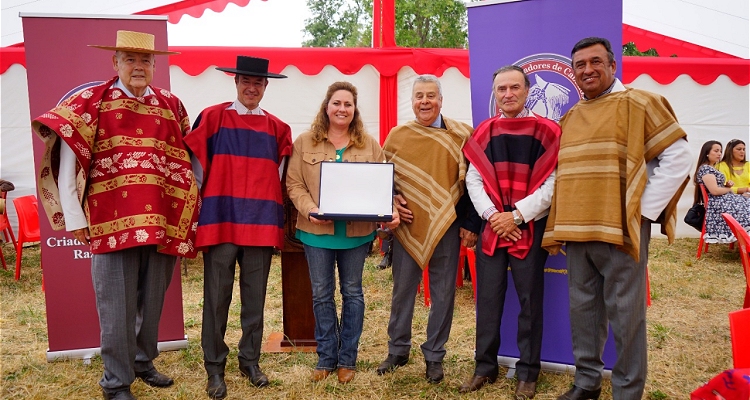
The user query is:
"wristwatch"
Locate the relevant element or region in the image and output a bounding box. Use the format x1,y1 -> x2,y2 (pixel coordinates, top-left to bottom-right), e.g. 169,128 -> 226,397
512,210 -> 523,225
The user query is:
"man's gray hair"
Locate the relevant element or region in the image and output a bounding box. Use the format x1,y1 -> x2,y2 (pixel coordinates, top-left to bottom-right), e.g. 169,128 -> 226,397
492,65 -> 530,88
413,74 -> 442,96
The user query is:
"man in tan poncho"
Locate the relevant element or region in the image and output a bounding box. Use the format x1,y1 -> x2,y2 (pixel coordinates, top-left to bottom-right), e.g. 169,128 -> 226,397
377,74 -> 481,384
543,38 -> 692,400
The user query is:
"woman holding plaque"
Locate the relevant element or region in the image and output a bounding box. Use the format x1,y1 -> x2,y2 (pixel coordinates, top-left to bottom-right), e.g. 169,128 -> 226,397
287,81 -> 400,384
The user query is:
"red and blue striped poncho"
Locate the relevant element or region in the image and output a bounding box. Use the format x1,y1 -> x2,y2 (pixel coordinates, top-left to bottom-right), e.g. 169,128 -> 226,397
463,115 -> 560,259
185,103 -> 292,248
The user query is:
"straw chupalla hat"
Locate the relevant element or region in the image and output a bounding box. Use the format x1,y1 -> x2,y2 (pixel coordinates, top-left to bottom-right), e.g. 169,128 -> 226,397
89,30 -> 179,55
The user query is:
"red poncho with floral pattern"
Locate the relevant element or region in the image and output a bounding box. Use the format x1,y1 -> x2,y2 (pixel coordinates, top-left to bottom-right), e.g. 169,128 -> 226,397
32,77 -> 200,257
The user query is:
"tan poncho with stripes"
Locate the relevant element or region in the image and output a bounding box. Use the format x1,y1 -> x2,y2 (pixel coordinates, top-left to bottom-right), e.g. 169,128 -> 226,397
383,118 -> 473,268
542,88 -> 688,262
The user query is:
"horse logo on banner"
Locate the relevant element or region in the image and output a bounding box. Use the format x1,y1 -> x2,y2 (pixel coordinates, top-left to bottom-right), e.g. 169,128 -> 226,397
527,74 -> 570,121
489,53 -> 583,122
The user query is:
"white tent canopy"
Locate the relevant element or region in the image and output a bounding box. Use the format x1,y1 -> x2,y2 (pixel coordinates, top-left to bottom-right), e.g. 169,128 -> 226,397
623,0 -> 749,59
2,60 -> 748,238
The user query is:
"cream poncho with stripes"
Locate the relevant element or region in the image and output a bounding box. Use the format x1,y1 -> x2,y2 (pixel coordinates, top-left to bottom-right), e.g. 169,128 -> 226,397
383,117 -> 473,268
542,88 -> 688,262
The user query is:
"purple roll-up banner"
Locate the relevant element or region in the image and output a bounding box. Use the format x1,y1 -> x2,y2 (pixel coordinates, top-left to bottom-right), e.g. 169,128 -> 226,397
466,0 -> 622,371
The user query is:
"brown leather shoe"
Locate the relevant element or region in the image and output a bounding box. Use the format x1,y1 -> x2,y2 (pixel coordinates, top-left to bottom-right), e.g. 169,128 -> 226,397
458,374 -> 496,393
337,368 -> 356,383
515,380 -> 537,399
310,369 -> 331,382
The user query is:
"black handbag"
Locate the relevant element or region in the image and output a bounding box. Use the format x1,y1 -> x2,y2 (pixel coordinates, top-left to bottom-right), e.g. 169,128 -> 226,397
684,202 -> 705,231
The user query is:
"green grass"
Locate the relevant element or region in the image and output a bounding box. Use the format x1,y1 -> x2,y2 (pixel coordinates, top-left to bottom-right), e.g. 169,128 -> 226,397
1,238 -> 747,399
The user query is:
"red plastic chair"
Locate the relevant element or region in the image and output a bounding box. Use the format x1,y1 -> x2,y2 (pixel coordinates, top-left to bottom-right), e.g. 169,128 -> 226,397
646,266 -> 652,307
0,191 -> 16,247
421,245 -> 477,306
721,213 -> 750,308
0,191 -> 16,270
12,195 -> 41,281
729,308 -> 750,368
696,184 -> 710,259
461,246 -> 477,300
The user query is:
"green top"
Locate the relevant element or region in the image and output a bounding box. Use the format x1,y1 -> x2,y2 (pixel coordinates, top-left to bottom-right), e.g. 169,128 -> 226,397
297,146 -> 376,249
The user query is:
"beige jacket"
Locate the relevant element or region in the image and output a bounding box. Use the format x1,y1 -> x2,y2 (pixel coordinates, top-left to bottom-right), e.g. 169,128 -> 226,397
287,130 -> 387,237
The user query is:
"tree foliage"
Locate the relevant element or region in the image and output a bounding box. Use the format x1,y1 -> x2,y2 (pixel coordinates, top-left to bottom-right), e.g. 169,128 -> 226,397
623,41 -> 661,57
303,0 -> 372,47
302,0 -> 468,48
396,0 -> 467,48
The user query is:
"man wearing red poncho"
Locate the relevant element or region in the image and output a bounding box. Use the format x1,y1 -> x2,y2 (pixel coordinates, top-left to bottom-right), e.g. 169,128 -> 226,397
184,55 -> 292,399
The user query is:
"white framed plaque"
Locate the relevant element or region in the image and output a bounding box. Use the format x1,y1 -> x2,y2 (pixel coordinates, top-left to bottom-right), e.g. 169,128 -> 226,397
317,161 -> 394,222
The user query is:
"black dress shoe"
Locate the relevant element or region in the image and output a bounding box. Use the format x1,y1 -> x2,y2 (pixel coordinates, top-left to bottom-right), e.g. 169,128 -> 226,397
425,361 -> 444,383
458,374 -> 496,393
556,385 -> 601,400
376,354 -> 409,375
206,374 -> 227,399
377,252 -> 392,269
135,368 -> 174,388
102,388 -> 136,400
239,364 -> 269,388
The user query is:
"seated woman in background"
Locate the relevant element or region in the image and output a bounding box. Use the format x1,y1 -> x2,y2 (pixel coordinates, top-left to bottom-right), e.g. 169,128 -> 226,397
694,140 -> 750,243
717,138 -> 750,196
287,81 -> 400,384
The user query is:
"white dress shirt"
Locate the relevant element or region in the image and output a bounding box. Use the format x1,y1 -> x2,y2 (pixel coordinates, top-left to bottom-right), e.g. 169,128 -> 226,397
465,110 -> 556,222
606,79 -> 692,220
228,99 -> 265,116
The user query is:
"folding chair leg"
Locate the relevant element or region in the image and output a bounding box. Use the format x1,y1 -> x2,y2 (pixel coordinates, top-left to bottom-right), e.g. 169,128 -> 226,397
2,226 -> 17,247
696,238 -> 710,259
423,266 -> 430,307
456,254 -> 464,288
14,243 -> 22,280
466,248 -> 477,303
646,266 -> 652,307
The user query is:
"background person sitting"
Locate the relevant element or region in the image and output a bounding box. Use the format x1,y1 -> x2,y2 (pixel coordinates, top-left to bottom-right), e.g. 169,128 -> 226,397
716,139 -> 750,197
694,140 -> 750,244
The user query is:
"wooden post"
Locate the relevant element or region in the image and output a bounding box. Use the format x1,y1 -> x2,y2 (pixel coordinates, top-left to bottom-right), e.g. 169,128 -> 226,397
263,187 -> 317,352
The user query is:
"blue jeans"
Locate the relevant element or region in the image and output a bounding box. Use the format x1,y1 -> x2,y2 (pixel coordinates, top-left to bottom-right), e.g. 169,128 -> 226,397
303,242 -> 369,370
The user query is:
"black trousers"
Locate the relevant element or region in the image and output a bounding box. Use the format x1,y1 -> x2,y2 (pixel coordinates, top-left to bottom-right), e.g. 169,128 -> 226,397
473,217 -> 548,382
201,244 -> 273,375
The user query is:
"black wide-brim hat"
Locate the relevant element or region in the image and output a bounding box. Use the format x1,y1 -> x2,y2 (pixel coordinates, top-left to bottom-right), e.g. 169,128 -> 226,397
216,56 -> 287,79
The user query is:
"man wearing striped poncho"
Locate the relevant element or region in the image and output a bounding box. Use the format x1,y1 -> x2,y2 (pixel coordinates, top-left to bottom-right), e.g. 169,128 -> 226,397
543,38 -> 692,400
377,74 -> 481,384
459,65 -> 560,399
